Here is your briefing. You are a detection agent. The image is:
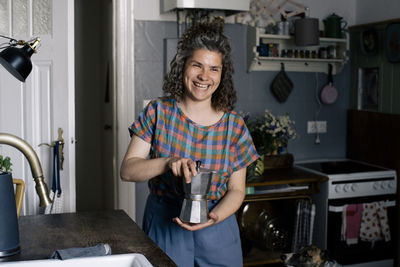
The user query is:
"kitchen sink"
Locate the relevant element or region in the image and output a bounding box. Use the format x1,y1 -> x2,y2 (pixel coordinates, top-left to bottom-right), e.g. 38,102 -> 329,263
1,253 -> 153,267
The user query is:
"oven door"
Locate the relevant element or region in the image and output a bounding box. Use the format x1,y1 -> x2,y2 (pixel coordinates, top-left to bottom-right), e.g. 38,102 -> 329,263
327,195 -> 397,265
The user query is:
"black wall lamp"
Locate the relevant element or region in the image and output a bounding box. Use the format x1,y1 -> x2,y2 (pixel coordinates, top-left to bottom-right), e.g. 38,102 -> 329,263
0,35 -> 40,82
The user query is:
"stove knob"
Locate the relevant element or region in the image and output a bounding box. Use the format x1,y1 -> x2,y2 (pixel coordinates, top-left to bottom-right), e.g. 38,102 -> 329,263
335,184 -> 343,193
343,184 -> 351,192
373,182 -> 381,190
381,181 -> 389,190
351,183 -> 358,192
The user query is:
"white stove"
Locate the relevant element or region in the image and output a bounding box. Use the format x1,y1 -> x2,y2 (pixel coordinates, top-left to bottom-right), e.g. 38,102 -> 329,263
296,159 -> 397,199
295,159 -> 397,267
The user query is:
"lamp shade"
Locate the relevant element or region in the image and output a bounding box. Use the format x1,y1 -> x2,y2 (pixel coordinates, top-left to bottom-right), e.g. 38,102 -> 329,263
0,44 -> 35,82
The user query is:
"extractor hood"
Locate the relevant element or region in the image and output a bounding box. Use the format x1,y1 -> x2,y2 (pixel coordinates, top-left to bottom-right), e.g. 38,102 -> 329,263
161,0 -> 250,13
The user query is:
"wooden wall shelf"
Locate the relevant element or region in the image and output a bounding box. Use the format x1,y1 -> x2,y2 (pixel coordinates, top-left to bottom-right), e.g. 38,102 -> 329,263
247,26 -> 349,74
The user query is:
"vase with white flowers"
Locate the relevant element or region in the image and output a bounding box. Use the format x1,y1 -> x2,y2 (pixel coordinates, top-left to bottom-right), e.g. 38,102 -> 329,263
245,109 -> 297,155
244,110 -> 297,178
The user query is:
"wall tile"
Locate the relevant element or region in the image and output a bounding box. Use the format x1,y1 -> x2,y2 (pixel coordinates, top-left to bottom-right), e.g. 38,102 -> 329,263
135,21 -> 176,62
134,60 -> 164,115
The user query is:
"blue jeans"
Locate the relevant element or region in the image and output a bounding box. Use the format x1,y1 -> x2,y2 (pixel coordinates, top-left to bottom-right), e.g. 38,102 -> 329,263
143,194 -> 243,267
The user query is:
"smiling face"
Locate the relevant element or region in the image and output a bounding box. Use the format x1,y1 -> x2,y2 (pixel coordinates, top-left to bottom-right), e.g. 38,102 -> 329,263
183,49 -> 223,105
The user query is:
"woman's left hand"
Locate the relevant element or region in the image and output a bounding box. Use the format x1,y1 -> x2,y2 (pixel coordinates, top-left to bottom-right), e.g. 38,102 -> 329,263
173,212 -> 219,231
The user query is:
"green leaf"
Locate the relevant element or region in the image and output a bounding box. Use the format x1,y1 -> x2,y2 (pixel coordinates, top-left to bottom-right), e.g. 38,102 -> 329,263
3,157 -> 12,173
0,155 -> 12,173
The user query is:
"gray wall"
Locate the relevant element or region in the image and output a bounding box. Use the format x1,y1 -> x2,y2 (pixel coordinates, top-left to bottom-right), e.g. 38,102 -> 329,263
134,21 -> 350,227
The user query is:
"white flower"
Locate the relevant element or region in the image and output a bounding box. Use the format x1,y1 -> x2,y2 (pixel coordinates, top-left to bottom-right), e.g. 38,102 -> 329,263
243,109 -> 297,154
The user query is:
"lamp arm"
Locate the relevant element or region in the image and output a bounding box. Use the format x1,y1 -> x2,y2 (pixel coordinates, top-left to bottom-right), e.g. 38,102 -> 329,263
0,34 -> 19,47
0,35 -> 38,50
0,34 -> 17,42
0,133 -> 52,207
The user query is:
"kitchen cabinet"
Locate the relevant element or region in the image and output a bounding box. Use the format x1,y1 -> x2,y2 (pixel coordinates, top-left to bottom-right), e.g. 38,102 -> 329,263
238,167 -> 328,266
247,26 -> 349,74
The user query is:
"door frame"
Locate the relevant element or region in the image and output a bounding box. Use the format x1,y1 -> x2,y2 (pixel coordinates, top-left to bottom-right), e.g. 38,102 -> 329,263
66,0 -> 76,213
113,0 -> 136,219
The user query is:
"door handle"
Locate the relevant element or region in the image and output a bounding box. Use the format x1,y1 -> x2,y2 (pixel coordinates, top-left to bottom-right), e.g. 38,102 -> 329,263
38,127 -> 65,170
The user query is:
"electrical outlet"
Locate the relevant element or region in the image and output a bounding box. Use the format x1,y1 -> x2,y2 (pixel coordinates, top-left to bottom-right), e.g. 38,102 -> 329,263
307,121 -> 317,134
317,121 -> 327,133
307,121 -> 327,134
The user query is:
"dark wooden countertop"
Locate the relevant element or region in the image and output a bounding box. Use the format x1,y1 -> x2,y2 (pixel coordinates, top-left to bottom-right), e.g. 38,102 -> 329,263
246,166 -> 328,186
244,166 -> 328,202
2,209 -> 176,266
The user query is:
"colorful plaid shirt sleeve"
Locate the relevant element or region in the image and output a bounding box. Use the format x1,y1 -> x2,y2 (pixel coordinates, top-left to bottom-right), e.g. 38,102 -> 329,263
129,100 -> 156,143
129,97 -> 259,200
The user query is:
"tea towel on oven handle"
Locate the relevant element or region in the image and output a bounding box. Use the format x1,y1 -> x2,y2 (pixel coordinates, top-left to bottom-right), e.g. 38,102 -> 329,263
360,201 -> 391,245
340,204 -> 363,245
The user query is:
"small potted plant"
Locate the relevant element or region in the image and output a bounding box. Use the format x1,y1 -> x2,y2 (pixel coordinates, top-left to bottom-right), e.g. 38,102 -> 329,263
0,155 -> 12,174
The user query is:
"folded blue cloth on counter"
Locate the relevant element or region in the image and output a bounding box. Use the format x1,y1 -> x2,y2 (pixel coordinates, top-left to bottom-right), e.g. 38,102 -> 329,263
50,243 -> 112,260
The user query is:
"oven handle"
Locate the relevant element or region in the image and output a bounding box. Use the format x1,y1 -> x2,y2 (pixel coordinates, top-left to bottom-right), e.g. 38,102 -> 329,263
328,200 -> 396,212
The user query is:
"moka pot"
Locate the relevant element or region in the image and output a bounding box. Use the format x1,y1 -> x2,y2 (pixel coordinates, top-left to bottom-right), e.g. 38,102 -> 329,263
179,161 -> 214,224
0,172 -> 20,257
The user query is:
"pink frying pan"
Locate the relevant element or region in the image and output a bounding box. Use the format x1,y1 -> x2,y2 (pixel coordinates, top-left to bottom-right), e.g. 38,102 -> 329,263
320,64 -> 338,105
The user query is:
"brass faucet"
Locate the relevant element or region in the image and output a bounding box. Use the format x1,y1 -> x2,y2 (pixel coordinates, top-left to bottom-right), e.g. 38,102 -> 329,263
0,133 -> 52,207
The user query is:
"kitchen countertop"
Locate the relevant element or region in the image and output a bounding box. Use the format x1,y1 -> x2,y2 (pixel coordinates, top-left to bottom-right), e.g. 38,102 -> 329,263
244,166 -> 328,201
1,210 -> 176,266
246,166 -> 328,186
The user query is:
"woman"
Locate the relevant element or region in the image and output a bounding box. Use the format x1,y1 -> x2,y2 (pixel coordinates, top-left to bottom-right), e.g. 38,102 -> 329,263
120,18 -> 259,267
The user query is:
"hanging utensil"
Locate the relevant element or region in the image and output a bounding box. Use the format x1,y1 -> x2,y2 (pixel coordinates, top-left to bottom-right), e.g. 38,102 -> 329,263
270,63 -> 294,103
320,64 -> 338,105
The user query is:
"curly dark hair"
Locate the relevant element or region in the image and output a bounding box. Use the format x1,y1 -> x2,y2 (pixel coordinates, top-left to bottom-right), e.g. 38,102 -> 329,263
163,18 -> 237,112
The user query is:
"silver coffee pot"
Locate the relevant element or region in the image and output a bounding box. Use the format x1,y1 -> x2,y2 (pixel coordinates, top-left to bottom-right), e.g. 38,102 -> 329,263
179,161 -> 214,224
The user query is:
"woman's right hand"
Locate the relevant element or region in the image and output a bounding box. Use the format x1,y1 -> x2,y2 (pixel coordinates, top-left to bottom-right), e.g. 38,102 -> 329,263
168,157 -> 198,183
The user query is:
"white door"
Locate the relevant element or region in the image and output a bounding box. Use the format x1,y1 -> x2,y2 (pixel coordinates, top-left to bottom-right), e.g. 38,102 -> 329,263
0,0 -> 75,215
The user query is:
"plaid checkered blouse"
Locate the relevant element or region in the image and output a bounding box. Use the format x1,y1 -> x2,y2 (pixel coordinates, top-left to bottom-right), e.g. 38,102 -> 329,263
129,97 -> 259,200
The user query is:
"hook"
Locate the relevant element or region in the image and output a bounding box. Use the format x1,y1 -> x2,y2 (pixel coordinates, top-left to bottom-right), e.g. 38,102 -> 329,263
38,128 -> 65,170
